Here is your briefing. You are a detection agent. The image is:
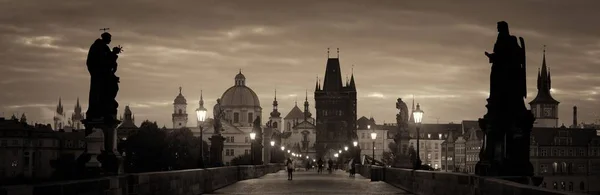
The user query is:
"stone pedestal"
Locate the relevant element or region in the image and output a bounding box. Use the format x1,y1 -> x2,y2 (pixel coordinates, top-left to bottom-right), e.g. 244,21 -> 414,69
210,134 -> 226,167
81,118 -> 124,176
475,108 -> 534,177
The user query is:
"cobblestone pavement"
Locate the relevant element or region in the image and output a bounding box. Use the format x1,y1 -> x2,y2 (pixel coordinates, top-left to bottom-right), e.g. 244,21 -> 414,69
206,170 -> 413,195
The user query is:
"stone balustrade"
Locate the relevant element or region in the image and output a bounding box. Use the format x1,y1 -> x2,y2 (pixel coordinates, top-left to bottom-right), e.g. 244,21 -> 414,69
356,165 -> 588,195
0,164 -> 283,195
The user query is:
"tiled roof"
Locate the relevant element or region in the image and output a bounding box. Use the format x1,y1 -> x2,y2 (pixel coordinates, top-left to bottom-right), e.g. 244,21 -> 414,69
284,105 -> 304,120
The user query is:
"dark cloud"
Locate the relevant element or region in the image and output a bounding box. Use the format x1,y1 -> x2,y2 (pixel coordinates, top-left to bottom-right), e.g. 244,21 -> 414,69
1,0 -> 599,127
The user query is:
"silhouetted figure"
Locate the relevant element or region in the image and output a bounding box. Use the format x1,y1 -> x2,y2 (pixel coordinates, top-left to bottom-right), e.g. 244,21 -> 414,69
476,21 -> 535,177
286,158 -> 294,180
327,159 -> 333,174
213,98 -> 224,134
317,158 -> 324,173
85,32 -> 122,122
484,21 -> 527,115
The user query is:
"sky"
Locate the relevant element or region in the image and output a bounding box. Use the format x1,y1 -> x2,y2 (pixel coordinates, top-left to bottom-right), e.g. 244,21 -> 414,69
1,0 -> 599,128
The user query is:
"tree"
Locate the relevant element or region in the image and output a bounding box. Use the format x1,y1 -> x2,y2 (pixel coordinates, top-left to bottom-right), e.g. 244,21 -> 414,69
164,128 -> 207,170
124,120 -> 169,173
382,151 -> 396,165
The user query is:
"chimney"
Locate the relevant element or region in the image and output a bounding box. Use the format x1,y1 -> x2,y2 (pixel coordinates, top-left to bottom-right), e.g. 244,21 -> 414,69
573,106 -> 578,128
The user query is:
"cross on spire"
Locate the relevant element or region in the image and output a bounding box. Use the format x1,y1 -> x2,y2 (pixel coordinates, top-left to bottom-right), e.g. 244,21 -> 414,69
337,48 -> 339,58
99,28 -> 110,32
327,48 -> 330,58
179,86 -> 182,94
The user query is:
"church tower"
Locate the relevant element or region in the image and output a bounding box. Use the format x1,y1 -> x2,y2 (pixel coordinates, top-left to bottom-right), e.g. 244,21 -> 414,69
314,48 -> 357,158
172,87 -> 188,129
268,89 -> 282,132
303,90 -> 312,123
54,97 -> 65,130
529,47 -> 559,128
71,97 -> 84,130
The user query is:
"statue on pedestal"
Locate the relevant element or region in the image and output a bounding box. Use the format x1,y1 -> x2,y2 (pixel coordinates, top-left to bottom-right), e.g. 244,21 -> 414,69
252,116 -> 264,164
476,21 -> 535,178
393,98 -> 412,168
80,29 -> 124,176
210,98 -> 226,167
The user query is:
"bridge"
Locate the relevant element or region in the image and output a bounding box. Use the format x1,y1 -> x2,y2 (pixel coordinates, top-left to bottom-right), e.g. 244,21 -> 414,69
0,164 -> 586,195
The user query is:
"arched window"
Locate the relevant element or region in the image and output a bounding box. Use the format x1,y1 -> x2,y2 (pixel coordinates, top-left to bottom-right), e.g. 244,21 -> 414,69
561,182 -> 565,190
553,162 -> 558,174
273,122 -> 278,128
562,162 -> 567,174
178,109 -> 182,114
248,113 -> 253,123
569,182 -> 573,191
553,182 -> 558,189
580,182 -> 585,190
287,122 -> 291,131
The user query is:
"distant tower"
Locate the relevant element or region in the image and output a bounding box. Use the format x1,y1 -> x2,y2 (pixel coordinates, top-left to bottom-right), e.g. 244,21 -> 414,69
572,106 -> 578,128
314,48 -> 357,158
172,87 -> 188,128
71,97 -> 84,130
54,97 -> 65,130
268,89 -> 282,132
529,47 -> 560,128
303,90 -> 312,122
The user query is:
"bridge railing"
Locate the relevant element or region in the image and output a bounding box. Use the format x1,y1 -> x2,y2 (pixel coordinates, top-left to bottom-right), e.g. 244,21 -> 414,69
0,164 -> 284,195
356,164 -> 588,195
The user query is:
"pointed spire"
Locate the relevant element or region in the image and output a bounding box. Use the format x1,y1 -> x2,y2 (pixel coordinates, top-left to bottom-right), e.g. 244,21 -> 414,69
274,89 -> 277,101
337,48 -> 340,58
239,69 -> 242,74
270,88 -> 280,118
315,75 -> 319,91
179,86 -> 182,94
327,48 -> 330,58
305,89 -> 308,101
349,65 -> 355,89
199,90 -> 204,107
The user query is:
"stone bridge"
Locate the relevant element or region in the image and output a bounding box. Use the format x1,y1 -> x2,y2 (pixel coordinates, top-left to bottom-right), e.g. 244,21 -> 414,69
0,164 -> 590,195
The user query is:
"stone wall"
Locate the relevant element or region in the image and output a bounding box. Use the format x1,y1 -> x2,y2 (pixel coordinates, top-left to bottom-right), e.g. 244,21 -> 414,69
356,165 -> 588,195
0,164 -> 283,195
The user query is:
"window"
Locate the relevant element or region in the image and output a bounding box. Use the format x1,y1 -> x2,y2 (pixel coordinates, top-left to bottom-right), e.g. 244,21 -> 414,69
428,134 -> 431,139
178,109 -> 182,114
273,122 -> 278,128
540,164 -> 548,173
225,149 -> 235,156
362,133 -> 365,138
438,134 -> 442,139
435,144 -> 438,149
569,182 -> 573,191
232,112 -> 242,123
553,162 -> 558,173
245,137 -> 249,143
553,182 -> 557,189
541,149 -> 547,156
248,113 -> 253,123
579,149 -> 585,156
580,182 -> 585,190
245,150 -> 249,155
287,122 -> 291,130
12,140 -> 18,145
561,182 -> 566,190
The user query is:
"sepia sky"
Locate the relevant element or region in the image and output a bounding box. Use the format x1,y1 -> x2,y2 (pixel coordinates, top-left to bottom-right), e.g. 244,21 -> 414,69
1,0 -> 599,127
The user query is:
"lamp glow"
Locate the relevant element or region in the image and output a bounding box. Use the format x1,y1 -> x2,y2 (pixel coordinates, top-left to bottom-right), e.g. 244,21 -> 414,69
250,132 -> 256,140
281,146 -> 285,151
412,103 -> 424,124
344,146 -> 348,151
306,156 -> 309,159
371,132 -> 377,140
367,125 -> 371,130
270,140 -> 275,146
287,150 -> 290,153
195,108 -> 207,122
339,150 -> 342,153
353,141 -> 358,147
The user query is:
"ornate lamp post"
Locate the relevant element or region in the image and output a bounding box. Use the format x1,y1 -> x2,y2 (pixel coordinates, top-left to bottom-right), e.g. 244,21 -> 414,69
371,131 -> 377,166
250,132 -> 256,165
412,103 -> 424,169
195,105 -> 207,168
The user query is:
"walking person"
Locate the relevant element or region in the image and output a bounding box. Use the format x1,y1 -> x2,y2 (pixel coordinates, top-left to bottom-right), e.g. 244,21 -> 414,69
286,158 -> 294,180
317,158 -> 324,174
348,158 -> 356,177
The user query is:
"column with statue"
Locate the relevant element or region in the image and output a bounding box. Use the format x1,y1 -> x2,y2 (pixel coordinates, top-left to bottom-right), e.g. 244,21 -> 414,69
475,21 -> 537,183
392,98 -> 412,168
80,28 -> 124,176
210,99 -> 226,167
252,116 -> 264,165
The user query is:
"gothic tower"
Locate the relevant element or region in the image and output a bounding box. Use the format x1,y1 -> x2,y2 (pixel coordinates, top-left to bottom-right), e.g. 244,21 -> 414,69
172,87 -> 188,128
303,90 -> 312,122
529,47 -> 559,128
268,89 -> 282,132
71,97 -> 84,130
314,48 -> 357,158
54,97 -> 65,130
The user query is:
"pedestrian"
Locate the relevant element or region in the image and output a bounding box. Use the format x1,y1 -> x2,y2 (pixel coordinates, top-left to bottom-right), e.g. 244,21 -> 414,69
317,158 -> 324,174
348,158 -> 356,177
286,158 -> 294,180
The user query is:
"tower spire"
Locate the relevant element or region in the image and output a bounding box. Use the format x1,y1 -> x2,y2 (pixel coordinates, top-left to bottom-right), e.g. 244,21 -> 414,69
337,48 -> 339,58
327,48 -> 330,58
179,86 -> 182,94
199,90 -> 204,107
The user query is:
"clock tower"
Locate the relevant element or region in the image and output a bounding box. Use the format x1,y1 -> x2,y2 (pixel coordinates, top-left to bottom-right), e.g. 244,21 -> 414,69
529,47 -> 559,128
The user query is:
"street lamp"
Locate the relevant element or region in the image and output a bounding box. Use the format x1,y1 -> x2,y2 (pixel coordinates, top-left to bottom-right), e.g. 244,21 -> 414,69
339,150 -> 342,154
344,146 -> 348,151
413,103 -> 424,169
371,131 -> 377,165
250,132 -> 256,165
195,105 -> 207,168
353,141 -> 358,147
270,141 -> 275,163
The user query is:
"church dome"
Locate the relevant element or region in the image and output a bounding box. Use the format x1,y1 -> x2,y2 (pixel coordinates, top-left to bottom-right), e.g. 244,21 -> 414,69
174,87 -> 187,105
220,71 -> 260,108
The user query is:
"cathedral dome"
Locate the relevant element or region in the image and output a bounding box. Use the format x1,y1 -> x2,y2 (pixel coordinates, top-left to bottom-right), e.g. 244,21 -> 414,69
174,87 -> 187,105
220,72 -> 260,108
